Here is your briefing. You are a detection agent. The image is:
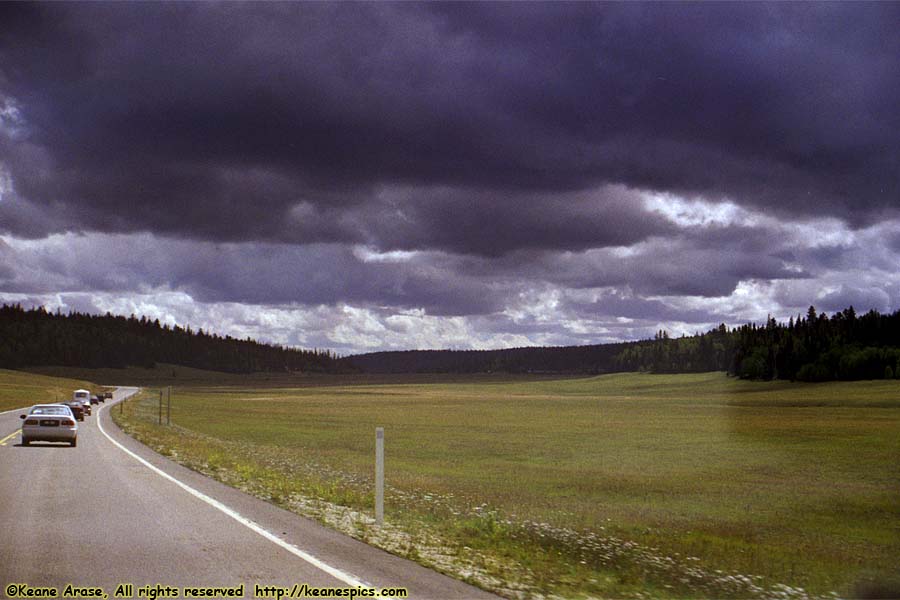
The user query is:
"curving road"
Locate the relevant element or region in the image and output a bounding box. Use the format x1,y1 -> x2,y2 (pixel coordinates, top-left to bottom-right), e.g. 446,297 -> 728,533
0,388 -> 497,600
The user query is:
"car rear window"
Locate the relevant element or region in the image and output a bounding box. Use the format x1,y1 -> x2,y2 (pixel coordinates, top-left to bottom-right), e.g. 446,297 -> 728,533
31,407 -> 68,415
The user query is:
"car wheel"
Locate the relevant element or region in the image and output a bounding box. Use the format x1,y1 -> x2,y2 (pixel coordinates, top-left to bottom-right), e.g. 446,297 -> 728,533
71,438 -> 77,447
21,438 -> 29,446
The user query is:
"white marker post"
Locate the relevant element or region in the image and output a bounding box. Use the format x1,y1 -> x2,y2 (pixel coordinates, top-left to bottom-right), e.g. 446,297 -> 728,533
375,427 -> 384,525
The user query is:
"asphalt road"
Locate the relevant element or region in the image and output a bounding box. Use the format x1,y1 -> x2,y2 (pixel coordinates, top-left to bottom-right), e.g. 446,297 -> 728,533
0,388 -> 497,600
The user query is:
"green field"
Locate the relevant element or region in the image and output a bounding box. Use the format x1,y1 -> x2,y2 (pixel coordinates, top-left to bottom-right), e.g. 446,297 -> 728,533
107,372 -> 900,598
0,368 -> 100,412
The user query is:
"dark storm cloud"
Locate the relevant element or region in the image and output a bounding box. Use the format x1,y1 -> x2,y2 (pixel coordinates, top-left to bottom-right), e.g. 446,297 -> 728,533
563,292 -> 723,325
0,224 -> 803,319
791,243 -> 856,272
0,239 -> 15,280
1,1 -> 898,250
591,251 -> 799,297
167,243 -> 506,315
0,234 -> 509,316
3,1 -> 899,354
447,220 -> 808,299
818,285 -> 892,314
886,230 -> 900,254
364,185 -> 673,256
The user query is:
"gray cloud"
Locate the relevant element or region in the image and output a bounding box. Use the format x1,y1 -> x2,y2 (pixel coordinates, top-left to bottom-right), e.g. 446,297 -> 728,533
563,291 -> 723,326
3,222 -> 898,353
467,230 -> 807,299
2,2 -> 898,248
362,185 -> 674,256
0,234 -> 511,316
817,285 -> 892,314
1,3 -> 898,353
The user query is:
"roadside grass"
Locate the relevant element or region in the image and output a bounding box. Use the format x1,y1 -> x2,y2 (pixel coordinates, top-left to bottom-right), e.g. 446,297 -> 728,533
112,373 -> 900,599
0,368 -> 98,412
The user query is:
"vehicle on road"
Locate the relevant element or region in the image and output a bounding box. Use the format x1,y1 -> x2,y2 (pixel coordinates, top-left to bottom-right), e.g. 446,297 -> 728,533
74,389 -> 92,416
90,394 -> 100,405
20,404 -> 78,447
103,392 -> 113,402
62,400 -> 85,421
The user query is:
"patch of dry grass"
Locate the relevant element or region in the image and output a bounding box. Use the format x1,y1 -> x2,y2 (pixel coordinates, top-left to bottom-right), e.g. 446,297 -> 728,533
112,373 -> 900,599
0,368 -> 99,411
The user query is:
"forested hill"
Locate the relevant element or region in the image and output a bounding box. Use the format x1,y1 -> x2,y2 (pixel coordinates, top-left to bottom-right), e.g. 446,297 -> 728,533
4,303 -> 898,381
727,306 -> 900,381
0,304 -> 341,373
341,343 -> 631,375
344,306 -> 900,382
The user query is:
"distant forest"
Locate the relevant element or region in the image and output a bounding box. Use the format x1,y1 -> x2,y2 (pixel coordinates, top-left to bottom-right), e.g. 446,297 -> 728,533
617,306 -> 900,381
341,343 -> 632,375
345,306 -> 900,382
2,303 -> 899,382
0,304 -> 340,373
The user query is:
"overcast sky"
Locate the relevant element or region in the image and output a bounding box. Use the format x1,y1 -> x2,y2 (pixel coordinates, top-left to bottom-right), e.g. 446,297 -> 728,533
1,2 -> 898,355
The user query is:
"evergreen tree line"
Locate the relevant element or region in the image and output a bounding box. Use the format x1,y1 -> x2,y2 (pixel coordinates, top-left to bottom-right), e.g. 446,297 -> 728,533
347,306 -> 900,382
603,306 -> 900,381
0,304 -> 341,373
341,343 -> 631,374
3,303 -> 897,381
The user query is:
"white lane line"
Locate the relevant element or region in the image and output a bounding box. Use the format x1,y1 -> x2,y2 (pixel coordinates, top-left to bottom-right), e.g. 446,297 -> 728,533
97,394 -> 371,589
0,406 -> 28,416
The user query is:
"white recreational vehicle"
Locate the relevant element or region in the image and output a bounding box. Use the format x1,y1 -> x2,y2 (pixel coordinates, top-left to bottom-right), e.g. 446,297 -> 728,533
73,389 -> 92,416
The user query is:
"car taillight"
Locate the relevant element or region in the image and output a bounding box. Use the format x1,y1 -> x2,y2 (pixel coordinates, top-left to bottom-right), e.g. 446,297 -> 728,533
61,420 -> 75,427
24,419 -> 39,425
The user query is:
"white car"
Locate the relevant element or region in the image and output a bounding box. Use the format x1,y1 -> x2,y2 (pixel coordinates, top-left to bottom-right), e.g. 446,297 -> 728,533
20,404 -> 78,447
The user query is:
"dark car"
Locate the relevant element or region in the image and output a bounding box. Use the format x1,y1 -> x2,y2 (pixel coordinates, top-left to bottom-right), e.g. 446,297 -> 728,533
90,395 -> 100,405
103,392 -> 113,402
61,400 -> 85,421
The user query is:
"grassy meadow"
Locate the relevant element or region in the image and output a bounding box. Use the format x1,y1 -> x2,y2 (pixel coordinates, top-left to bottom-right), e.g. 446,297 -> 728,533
109,371 -> 900,599
0,368 -> 99,412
